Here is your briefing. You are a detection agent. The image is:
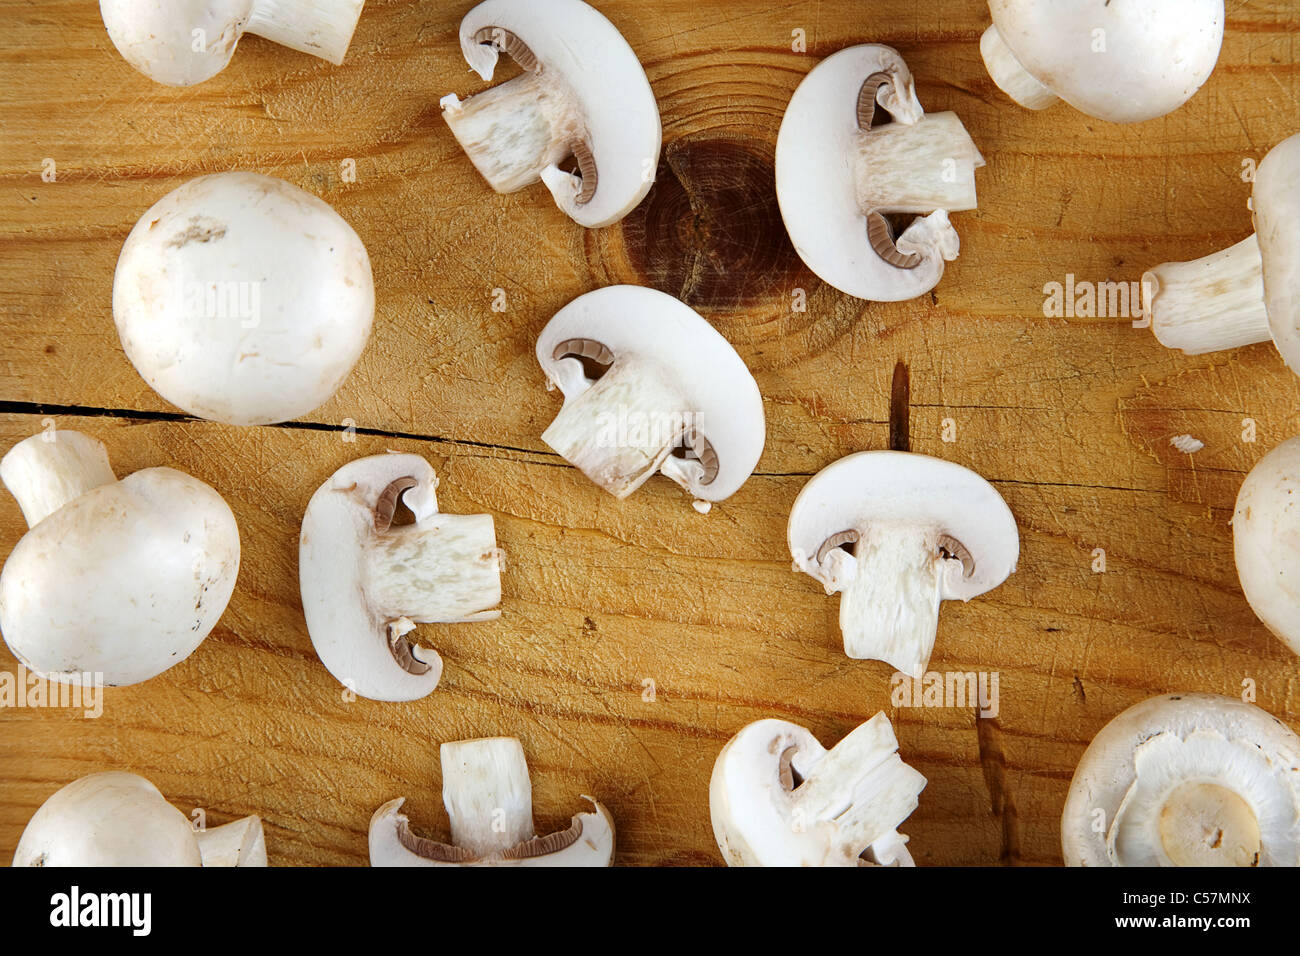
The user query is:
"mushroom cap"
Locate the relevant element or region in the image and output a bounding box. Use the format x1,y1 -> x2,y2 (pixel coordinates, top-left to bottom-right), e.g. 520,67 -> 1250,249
14,772 -> 202,867
788,451 -> 1019,601
0,467 -> 240,686
536,286 -> 765,503
458,0 -> 661,228
100,0 -> 253,86
1062,693 -> 1300,866
776,44 -> 952,303
113,171 -> 374,426
1233,436 -> 1300,653
368,795 -> 616,867
300,453 -> 446,703
1254,133 -> 1300,374
987,0 -> 1224,124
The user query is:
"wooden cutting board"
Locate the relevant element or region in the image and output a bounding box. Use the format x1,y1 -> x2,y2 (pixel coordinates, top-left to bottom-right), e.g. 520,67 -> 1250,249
2,0 -> 1298,866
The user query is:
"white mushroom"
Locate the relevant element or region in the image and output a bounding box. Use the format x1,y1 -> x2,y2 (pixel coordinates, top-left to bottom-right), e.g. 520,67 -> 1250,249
440,0 -> 661,228
1062,693 -> 1300,867
99,0 -> 366,87
710,714 -> 926,867
113,171 -> 375,426
13,771 -> 266,867
775,44 -> 984,302
536,286 -> 765,513
788,451 -> 1019,678
298,452 -> 502,702
369,736 -> 615,866
980,0 -> 1224,123
0,429 -> 240,687
1142,133 -> 1300,374
1233,436 -> 1300,655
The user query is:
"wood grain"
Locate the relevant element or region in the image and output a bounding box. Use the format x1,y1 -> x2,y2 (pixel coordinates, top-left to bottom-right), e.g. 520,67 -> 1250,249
2,0 -> 1300,866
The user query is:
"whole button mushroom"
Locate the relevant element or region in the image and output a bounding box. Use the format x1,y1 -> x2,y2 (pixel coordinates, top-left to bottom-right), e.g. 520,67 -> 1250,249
369,737 -> 615,866
440,0 -> 661,228
1233,436 -> 1300,655
1062,694 -> 1300,867
1142,133 -> 1300,375
0,430 -> 240,687
980,0 -> 1225,123
99,0 -> 366,87
710,715 -> 926,867
535,286 -> 766,513
14,771 -> 267,867
788,451 -> 1019,678
299,452 -> 502,702
776,44 -> 985,303
113,171 -> 374,426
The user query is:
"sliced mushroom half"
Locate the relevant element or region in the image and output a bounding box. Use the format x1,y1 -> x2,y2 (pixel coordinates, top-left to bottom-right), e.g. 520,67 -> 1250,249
536,286 -> 765,512
1062,693 -> 1300,867
710,715 -> 926,867
369,737 -> 615,866
298,453 -> 502,702
788,451 -> 1019,678
440,0 -> 662,228
775,44 -> 984,302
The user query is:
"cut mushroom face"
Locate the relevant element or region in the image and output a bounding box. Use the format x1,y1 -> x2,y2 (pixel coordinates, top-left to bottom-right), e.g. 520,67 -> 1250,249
1142,133 -> 1300,377
710,715 -> 926,867
775,44 -> 984,302
298,453 -> 502,702
440,0 -> 661,228
0,429 -> 240,687
788,451 -> 1019,678
369,736 -> 615,866
536,286 -> 765,513
113,171 -> 375,426
981,0 -> 1224,123
13,771 -> 266,867
1233,436 -> 1300,654
1062,693 -> 1300,867
100,0 -> 366,87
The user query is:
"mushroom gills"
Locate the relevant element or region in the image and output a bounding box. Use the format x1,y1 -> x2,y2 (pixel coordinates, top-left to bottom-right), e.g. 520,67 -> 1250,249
828,523 -> 965,678
541,355 -> 700,499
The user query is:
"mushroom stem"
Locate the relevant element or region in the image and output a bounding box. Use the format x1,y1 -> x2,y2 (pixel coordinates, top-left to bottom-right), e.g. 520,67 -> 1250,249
979,24 -> 1059,111
196,816 -> 268,867
541,361 -> 694,499
0,431 -> 117,528
440,738 -> 535,858
790,714 -> 926,858
1157,782 -> 1260,867
855,112 -> 984,215
1142,235 -> 1272,354
364,515 -> 502,624
835,525 -> 948,678
441,73 -> 582,194
245,0 -> 366,66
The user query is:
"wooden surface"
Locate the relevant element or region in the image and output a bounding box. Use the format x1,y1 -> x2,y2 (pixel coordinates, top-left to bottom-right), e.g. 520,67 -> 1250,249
2,0 -> 1300,867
